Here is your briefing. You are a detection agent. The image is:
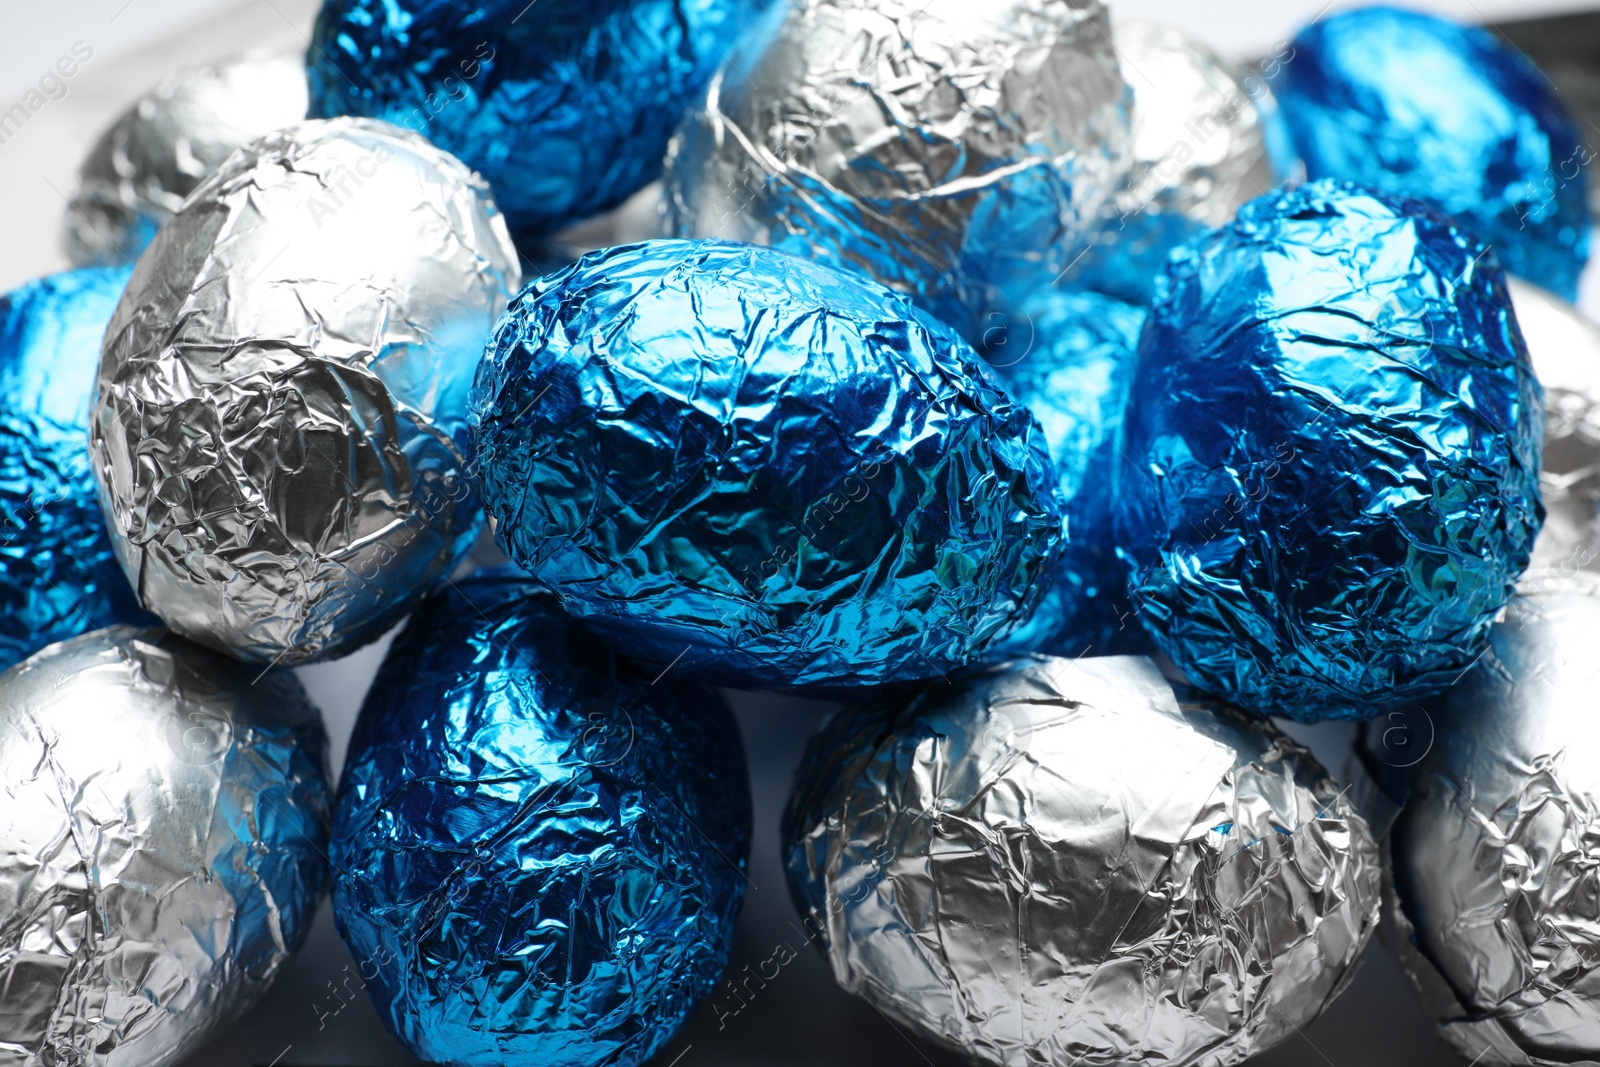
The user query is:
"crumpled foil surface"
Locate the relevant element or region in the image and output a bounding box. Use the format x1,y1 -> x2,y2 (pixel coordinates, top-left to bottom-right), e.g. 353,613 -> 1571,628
0,267 -> 153,673
468,239 -> 1064,690
0,625 -> 331,1067
66,52 -> 308,269
90,118 -> 520,665
1272,7 -> 1592,300
661,0 -> 1131,343
784,654 -> 1381,1067
306,0 -> 761,252
1509,278 -> 1600,597
983,288 -> 1151,660
1387,590 -> 1600,1066
332,567 -> 750,1067
1063,20 -> 1283,306
1114,180 -> 1545,720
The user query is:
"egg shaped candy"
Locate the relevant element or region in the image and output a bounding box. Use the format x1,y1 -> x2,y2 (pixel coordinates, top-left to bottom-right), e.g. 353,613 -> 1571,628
332,568 -> 750,1067
469,239 -> 1064,690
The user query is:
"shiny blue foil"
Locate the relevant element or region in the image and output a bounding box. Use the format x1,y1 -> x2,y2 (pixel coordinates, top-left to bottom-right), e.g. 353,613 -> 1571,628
0,266 -> 151,671
1114,180 -> 1544,721
306,0 -> 763,250
331,568 -> 751,1067
1273,6 -> 1591,300
984,288 -> 1151,659
469,239 -> 1065,690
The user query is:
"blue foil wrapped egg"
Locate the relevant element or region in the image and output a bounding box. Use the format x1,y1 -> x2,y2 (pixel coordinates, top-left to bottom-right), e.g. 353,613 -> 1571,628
306,0 -> 764,251
0,266 -> 151,672
984,288 -> 1150,659
469,239 -> 1065,690
1114,180 -> 1544,720
331,568 -> 751,1067
1273,6 -> 1591,300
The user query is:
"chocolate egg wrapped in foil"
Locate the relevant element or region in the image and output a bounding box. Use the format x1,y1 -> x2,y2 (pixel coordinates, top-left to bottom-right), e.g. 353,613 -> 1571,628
332,568 -> 750,1067
1114,180 -> 1544,720
661,0 -> 1131,342
784,654 -> 1381,1067
1063,20 -> 1284,306
1509,278 -> 1600,595
1273,7 -> 1591,300
0,266 -> 152,673
0,625 -> 331,1067
983,288 -> 1151,659
90,117 -> 520,665
1387,589 -> 1600,1065
468,239 -> 1063,690
66,52 -> 308,268
306,0 -> 763,252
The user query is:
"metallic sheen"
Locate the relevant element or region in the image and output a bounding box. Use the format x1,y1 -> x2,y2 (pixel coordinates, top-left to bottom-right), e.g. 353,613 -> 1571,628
784,654 -> 1381,1067
66,53 -> 309,268
0,267 -> 151,672
1064,20 -> 1283,306
1387,590 -> 1600,1066
1273,6 -> 1592,300
0,626 -> 331,1067
332,568 -> 750,1067
468,239 -> 1064,690
306,0 -> 762,251
90,118 -> 520,664
661,0 -> 1131,342
1114,180 -> 1545,720
983,287 -> 1150,659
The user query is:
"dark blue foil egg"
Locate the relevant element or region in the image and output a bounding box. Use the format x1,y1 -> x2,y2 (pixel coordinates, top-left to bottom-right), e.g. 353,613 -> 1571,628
0,266 -> 150,671
1114,180 -> 1544,721
306,0 -> 764,250
1273,6 -> 1591,300
469,239 -> 1065,690
331,568 -> 750,1067
984,288 -> 1151,659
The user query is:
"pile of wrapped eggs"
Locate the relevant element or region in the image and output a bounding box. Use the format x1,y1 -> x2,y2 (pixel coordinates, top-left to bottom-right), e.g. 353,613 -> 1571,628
3,2 -> 1599,1066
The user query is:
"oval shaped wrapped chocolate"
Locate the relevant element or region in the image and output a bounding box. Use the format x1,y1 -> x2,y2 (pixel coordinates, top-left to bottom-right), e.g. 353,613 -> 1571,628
90,118 -> 520,664
306,0 -> 759,251
784,654 -> 1381,1067
332,568 -> 750,1067
662,0 -> 1130,342
984,288 -> 1149,659
1114,180 -> 1544,720
0,625 -> 331,1067
469,239 -> 1063,689
1273,7 -> 1591,300
66,52 -> 309,268
1387,590 -> 1600,1065
1064,20 -> 1283,306
0,266 -> 151,672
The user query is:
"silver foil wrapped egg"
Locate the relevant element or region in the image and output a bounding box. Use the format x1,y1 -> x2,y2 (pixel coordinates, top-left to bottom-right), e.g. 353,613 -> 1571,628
90,118 -> 520,664
1509,278 -> 1600,594
1387,590 -> 1600,1065
66,52 -> 309,267
661,0 -> 1131,341
784,655 -> 1381,1067
0,625 -> 331,1067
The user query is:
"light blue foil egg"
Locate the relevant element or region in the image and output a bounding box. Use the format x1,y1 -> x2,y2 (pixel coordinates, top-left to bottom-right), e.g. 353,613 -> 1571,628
1115,180 -> 1544,721
331,568 -> 750,1067
0,266 -> 151,671
1273,6 -> 1591,300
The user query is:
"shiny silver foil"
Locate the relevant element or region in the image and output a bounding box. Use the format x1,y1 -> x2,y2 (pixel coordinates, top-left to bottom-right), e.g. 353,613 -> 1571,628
1387,590 -> 1600,1066
90,118 -> 519,664
784,655 -> 1381,1066
661,0 -> 1131,341
65,53 -> 309,268
0,625 -> 331,1067
1510,278 -> 1600,596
